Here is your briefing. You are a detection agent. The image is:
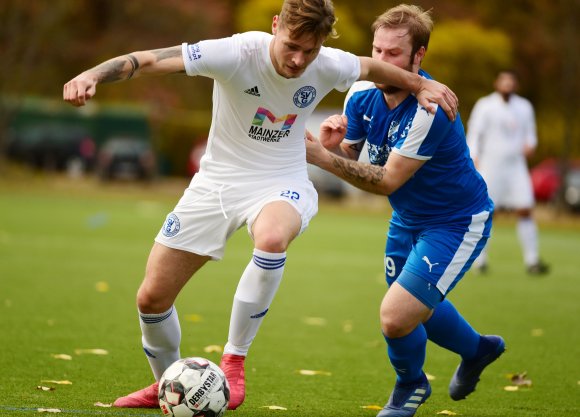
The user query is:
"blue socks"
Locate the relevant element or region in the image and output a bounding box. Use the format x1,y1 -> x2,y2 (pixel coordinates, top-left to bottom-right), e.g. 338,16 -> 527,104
384,325 -> 427,384
384,299 -> 481,384
423,299 -> 480,360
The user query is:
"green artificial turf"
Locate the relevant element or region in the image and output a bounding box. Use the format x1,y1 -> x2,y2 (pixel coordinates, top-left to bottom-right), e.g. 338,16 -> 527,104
1,175 -> 579,416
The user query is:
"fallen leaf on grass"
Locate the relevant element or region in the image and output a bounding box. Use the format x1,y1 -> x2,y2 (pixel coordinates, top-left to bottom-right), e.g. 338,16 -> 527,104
95,281 -> 109,293
75,349 -> 109,355
343,320 -> 353,333
203,345 -> 223,353
41,380 -> 72,385
302,317 -> 327,326
37,408 -> 61,413
425,373 -> 436,381
94,402 -> 112,408
360,405 -> 382,410
504,385 -> 519,391
437,411 -> 459,415
530,328 -> 544,337
51,354 -> 72,360
261,406 -> 287,410
36,386 -> 55,391
184,314 -> 203,323
506,372 -> 532,387
297,369 -> 332,376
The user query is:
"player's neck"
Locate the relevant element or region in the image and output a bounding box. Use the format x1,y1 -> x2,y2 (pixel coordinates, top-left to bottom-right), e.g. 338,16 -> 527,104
383,90 -> 410,110
499,92 -> 513,102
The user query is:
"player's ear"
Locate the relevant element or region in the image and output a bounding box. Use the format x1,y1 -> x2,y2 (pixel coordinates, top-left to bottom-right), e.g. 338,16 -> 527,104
414,46 -> 426,67
272,15 -> 279,35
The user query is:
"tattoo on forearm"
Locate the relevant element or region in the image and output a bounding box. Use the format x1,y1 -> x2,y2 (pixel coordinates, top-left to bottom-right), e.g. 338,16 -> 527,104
330,155 -> 384,186
96,59 -> 127,83
126,54 -> 140,79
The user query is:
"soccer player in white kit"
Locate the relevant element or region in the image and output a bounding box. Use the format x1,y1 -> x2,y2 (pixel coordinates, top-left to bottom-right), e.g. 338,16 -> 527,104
467,70 -> 549,275
63,0 -> 457,410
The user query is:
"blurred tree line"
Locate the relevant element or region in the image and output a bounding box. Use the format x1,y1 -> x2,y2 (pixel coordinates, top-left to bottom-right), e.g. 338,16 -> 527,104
0,0 -> 578,174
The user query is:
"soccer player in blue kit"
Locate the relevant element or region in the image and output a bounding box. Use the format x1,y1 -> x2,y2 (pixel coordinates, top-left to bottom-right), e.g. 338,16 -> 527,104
306,5 -> 505,417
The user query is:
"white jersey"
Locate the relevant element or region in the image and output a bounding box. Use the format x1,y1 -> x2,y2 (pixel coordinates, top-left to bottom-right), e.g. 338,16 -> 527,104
181,31 -> 360,184
466,92 -> 537,165
466,92 -> 537,209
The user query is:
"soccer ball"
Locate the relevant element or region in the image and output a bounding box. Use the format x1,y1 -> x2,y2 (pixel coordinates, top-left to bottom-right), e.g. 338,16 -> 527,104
158,357 -> 230,417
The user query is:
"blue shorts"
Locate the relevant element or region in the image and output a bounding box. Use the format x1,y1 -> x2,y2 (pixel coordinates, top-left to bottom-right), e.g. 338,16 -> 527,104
384,210 -> 493,308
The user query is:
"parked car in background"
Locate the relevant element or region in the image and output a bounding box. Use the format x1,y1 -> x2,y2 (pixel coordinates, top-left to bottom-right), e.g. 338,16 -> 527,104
6,123 -> 96,173
96,137 -> 156,181
530,158 -> 580,211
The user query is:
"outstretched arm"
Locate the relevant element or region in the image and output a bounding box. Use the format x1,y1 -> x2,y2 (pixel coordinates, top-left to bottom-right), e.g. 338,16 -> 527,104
63,46 -> 184,107
358,56 -> 458,121
306,131 -> 425,196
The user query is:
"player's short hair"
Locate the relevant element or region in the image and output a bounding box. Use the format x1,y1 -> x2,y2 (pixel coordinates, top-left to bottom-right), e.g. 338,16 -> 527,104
278,0 -> 338,42
372,4 -> 433,56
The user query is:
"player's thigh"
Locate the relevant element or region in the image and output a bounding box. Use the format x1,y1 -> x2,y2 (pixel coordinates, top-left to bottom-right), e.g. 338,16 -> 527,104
139,242 -> 211,312
404,212 -> 492,296
155,175 -> 246,260
384,222 -> 415,286
245,179 -> 318,243
251,201 -> 302,252
380,281 -> 433,336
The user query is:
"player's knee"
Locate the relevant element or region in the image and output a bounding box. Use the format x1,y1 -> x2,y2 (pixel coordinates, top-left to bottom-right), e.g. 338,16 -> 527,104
136,285 -> 173,314
254,231 -> 289,253
380,313 -> 412,339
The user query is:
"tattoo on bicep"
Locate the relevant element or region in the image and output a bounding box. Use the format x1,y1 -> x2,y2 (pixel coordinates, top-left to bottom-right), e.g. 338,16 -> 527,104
331,156 -> 384,185
152,47 -> 182,62
126,54 -> 140,79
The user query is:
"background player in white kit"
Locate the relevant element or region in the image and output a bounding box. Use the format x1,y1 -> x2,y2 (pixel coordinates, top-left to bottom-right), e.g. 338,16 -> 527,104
63,0 -> 457,410
467,70 -> 549,275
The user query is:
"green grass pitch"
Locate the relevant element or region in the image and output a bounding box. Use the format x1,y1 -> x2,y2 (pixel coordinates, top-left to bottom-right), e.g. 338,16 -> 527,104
0,175 -> 579,416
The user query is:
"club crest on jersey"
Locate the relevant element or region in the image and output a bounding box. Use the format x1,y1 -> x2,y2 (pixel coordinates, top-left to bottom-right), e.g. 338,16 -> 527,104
248,107 -> 297,142
161,213 -> 180,237
293,86 -> 316,108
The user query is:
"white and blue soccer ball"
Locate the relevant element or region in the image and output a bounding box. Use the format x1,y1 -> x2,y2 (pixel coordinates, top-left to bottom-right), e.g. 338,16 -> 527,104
158,357 -> 230,417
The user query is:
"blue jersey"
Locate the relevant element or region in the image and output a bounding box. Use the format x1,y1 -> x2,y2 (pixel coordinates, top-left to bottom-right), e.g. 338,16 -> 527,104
344,70 -> 493,225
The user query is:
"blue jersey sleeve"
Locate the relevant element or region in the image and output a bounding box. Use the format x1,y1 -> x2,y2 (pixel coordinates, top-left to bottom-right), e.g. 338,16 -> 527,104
393,104 -> 452,160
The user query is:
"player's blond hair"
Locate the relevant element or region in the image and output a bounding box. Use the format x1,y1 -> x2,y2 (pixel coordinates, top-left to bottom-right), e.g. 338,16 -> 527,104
278,0 -> 338,41
372,4 -> 433,56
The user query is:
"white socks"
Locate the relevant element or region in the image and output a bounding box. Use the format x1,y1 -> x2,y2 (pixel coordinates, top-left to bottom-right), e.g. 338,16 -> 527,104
139,306 -> 181,380
517,217 -> 539,266
224,249 -> 286,356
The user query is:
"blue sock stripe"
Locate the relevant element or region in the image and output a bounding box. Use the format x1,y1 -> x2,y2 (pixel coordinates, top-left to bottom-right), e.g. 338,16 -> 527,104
253,255 -> 286,270
140,306 -> 173,324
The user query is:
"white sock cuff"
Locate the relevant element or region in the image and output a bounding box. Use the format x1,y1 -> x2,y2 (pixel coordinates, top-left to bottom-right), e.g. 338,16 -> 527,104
139,306 -> 175,324
252,249 -> 286,270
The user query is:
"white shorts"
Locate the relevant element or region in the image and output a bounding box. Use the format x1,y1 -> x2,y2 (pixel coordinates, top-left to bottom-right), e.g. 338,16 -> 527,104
479,158 -> 534,209
154,174 -> 318,260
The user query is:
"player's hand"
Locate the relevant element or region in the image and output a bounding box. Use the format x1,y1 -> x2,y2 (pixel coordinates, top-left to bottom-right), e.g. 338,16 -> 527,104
305,130 -> 330,167
416,78 -> 458,121
319,114 -> 348,151
63,72 -> 98,107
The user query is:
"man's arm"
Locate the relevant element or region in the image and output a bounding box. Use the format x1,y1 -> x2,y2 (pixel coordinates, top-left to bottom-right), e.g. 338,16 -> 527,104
358,56 -> 458,121
63,46 -> 184,107
306,131 -> 425,195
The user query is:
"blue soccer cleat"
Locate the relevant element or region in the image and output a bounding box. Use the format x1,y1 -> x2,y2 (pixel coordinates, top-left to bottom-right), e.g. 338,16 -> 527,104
377,374 -> 431,417
449,335 -> 506,401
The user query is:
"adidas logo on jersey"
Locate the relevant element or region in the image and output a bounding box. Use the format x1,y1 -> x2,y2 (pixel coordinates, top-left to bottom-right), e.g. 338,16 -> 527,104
244,86 -> 261,97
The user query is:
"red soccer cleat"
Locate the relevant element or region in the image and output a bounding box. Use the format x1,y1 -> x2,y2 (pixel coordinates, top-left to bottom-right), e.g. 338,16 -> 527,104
113,381 -> 159,408
220,354 -> 246,410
